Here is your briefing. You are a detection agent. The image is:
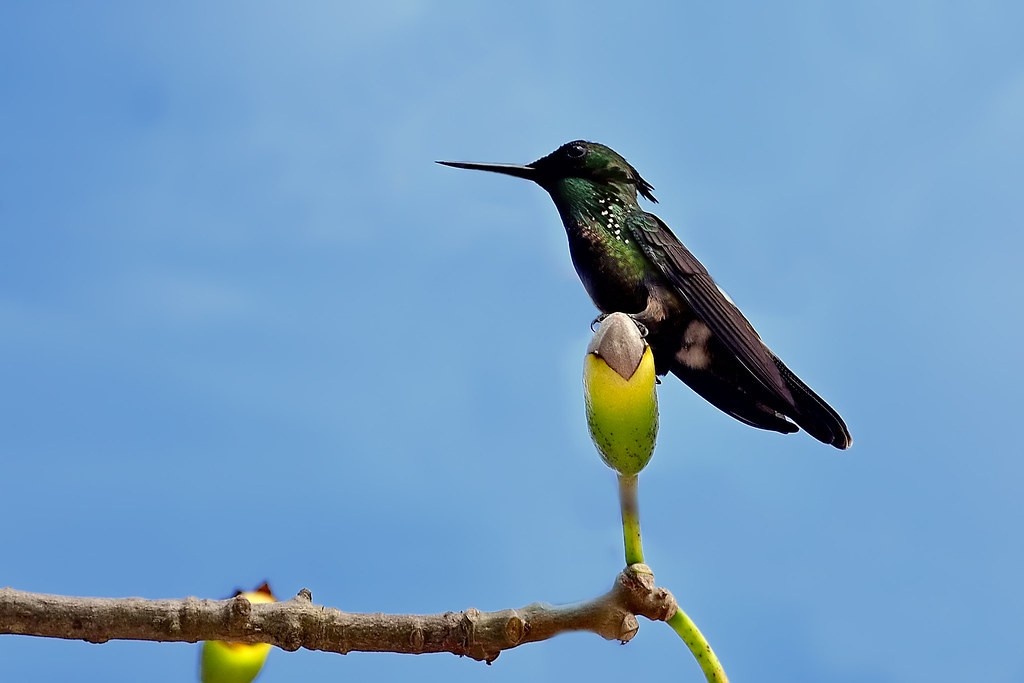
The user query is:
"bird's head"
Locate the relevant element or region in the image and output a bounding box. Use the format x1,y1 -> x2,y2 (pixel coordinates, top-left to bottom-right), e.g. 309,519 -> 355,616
438,140 -> 656,203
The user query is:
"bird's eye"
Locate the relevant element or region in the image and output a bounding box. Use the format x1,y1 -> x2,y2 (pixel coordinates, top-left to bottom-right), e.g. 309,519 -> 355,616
567,144 -> 587,159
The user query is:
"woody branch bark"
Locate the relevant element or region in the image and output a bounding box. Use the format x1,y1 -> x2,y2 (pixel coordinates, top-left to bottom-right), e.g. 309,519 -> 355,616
0,565 -> 676,663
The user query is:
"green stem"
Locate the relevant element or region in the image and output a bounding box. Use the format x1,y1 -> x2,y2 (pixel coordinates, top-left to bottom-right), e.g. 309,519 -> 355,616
617,474 -> 644,565
666,607 -> 729,683
616,476 -> 728,682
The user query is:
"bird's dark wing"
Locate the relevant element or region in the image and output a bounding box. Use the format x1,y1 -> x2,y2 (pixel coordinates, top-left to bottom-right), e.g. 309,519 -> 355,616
629,212 -> 794,405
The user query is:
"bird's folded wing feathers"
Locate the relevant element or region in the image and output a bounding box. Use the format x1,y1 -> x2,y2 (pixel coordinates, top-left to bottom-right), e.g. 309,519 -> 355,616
631,212 -> 794,405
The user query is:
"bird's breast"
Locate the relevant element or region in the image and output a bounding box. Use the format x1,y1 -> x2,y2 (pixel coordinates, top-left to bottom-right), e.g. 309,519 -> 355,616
566,219 -> 651,315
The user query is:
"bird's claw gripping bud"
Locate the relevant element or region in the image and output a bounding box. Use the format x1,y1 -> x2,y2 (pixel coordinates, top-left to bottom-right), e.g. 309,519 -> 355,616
591,313 -> 648,338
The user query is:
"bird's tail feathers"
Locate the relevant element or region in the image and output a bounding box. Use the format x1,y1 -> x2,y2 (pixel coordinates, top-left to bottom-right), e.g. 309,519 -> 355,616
774,358 -> 852,449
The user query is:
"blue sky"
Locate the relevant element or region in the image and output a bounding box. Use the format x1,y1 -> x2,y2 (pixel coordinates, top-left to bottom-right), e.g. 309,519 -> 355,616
2,2 -> 1023,681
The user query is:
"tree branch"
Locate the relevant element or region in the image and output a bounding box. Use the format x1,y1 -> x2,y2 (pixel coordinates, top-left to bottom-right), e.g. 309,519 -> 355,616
0,564 -> 677,663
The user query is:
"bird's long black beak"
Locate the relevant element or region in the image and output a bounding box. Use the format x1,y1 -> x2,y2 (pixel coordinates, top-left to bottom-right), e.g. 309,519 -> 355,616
436,160 -> 538,182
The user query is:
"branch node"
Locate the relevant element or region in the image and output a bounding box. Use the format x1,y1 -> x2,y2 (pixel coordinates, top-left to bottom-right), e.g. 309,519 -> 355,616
619,613 -> 640,642
228,593 -> 252,623
461,608 -> 498,663
409,621 -> 425,652
622,563 -> 655,585
504,611 -> 525,646
460,608 -> 479,645
610,564 -> 678,625
651,587 -> 678,622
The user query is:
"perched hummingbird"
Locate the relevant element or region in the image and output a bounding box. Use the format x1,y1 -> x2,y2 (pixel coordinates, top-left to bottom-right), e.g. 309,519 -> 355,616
438,141 -> 852,449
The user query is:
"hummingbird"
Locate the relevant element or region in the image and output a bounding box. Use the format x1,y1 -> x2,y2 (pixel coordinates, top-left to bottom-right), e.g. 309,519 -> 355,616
438,141 -> 852,449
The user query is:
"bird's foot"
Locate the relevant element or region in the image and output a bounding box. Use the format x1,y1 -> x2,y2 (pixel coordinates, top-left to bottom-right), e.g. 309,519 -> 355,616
591,313 -> 649,338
